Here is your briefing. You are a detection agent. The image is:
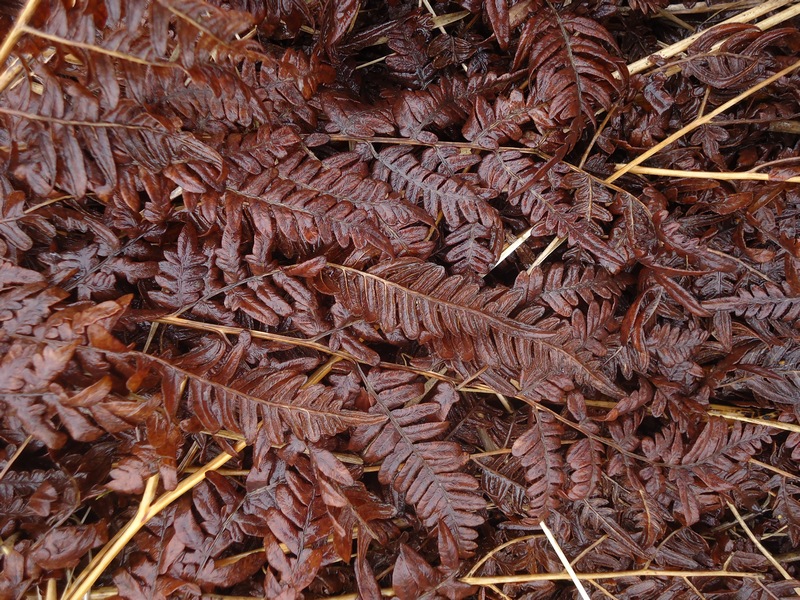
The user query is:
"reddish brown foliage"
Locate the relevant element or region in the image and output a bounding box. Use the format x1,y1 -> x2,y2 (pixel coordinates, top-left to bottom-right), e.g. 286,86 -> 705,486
1,0 -> 800,598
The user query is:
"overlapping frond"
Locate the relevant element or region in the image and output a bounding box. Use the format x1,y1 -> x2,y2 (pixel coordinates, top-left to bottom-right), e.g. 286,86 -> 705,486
350,369 -> 484,557
513,1 -> 628,147
3,0 -> 800,597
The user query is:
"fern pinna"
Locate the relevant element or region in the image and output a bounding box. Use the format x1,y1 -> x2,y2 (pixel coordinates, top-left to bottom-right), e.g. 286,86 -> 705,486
1,0 -> 800,598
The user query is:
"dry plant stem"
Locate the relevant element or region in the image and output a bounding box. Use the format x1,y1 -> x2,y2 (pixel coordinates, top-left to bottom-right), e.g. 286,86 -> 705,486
0,0 -> 43,92
466,534 -> 540,577
356,54 -> 393,70
708,410 -> 800,434
355,9 -> 470,69
657,9 -> 695,32
142,321 -> 159,355
421,0 -> 448,35
367,448 -> 512,475
18,25 -> 178,68
487,583 -> 514,600
318,590 -> 396,600
625,0 -> 793,75
52,596 -> 283,600
662,0 -> 759,14
682,577 -> 705,599
470,448 -> 513,459
24,194 -> 74,215
351,10 -> 469,49
747,155 -> 800,172
706,248 -> 778,285
777,551 -> 800,564
587,398 -> 800,434
62,475 -> 160,600
493,227 -> 534,270
587,397 -> 732,412
609,56 -> 800,183
460,569 -> 764,585
182,467 -> 250,476
540,520 -> 591,600
431,11 -> 471,28
727,501 -> 800,595
153,314 -> 453,386
771,120 -> 800,134
155,315 -> 360,361
0,435 -> 31,481
63,441 -> 247,600
616,164 -> 800,184
664,2 -> 800,72
570,534 -> 610,567
752,1 -> 800,33
194,432 -> 364,464
748,458 -> 799,481
454,365 -> 489,391
528,235 -> 566,272
495,392 -> 513,413
580,105 -> 617,167
587,580 -> 621,600
305,355 -> 343,386
215,548 -> 265,568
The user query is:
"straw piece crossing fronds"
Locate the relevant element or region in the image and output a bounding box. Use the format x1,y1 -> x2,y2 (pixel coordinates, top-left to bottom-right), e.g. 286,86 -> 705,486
540,520 -> 592,600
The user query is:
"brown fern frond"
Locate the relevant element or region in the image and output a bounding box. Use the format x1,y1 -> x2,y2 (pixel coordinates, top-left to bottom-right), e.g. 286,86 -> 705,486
370,144 -> 502,273
703,282 -> 800,322
512,2 -> 627,148
350,369 -> 485,556
479,152 -> 625,271
511,408 -> 566,520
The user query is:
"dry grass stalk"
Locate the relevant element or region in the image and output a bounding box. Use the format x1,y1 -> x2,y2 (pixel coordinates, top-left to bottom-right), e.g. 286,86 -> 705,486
656,9 -> 695,32
44,578 -> 55,600
19,25 -> 172,68
727,502 -> 800,595
570,534 -> 611,568
156,315 -> 360,361
320,591 -> 396,600
749,458 -> 799,481
0,0 -> 43,91
770,120 -> 800,134
62,475 -> 160,600
0,435 -> 31,481
493,227 -> 534,270
609,56 -> 800,183
62,441 -> 247,600
305,355 -> 344,386
540,520 -> 592,600
626,0 -> 795,75
528,236 -> 567,272
616,165 -> 800,184
662,0 -> 760,14
466,534 -> 541,577
586,579 -> 621,599
147,317 -> 800,458
708,411 -> 800,434
752,2 -> 800,34
460,568 -> 765,585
